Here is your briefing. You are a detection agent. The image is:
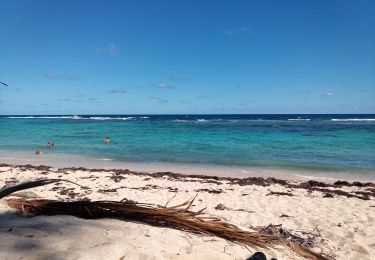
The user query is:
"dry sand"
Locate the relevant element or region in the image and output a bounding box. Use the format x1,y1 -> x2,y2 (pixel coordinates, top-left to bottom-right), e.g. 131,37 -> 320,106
0,164 -> 374,260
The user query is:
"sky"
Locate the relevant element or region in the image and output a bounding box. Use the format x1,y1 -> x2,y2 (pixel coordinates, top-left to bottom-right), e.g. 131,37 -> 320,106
0,0 -> 374,115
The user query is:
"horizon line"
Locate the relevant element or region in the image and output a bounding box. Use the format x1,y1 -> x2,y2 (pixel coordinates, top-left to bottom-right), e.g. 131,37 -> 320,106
1,113 -> 375,116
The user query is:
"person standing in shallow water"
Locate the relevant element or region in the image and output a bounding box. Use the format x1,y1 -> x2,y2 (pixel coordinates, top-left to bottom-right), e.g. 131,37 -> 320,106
47,141 -> 54,148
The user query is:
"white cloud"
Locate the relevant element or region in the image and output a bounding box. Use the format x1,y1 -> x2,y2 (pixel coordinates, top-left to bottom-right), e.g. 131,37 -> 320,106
95,43 -> 120,56
197,95 -> 210,100
41,73 -> 80,80
153,83 -> 174,89
57,97 -> 71,102
149,96 -> 169,104
169,76 -> 190,82
320,80 -> 349,87
108,88 -> 127,93
324,91 -> 335,96
197,94 -> 220,99
223,27 -> 254,36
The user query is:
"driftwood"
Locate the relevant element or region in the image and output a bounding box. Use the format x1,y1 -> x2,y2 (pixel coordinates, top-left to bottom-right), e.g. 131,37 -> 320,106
1,179 -> 329,259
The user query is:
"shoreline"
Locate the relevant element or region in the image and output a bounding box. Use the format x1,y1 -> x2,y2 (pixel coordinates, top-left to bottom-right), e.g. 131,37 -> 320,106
1,150 -> 375,182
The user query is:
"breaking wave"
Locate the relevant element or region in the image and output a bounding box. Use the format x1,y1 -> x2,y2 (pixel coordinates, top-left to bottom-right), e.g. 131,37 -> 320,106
331,119 -> 375,122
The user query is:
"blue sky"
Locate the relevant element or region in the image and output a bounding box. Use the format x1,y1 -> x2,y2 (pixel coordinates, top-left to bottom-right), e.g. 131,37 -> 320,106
0,0 -> 374,114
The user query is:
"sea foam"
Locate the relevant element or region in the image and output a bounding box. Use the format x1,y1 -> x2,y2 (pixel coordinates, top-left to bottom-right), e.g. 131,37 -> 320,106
288,118 -> 311,121
89,116 -> 134,121
331,119 -> 375,122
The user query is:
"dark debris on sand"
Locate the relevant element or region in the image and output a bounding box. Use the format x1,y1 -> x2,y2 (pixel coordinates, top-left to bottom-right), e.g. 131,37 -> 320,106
266,191 -> 294,197
1,163 -> 374,200
195,188 -> 224,194
252,224 -> 324,251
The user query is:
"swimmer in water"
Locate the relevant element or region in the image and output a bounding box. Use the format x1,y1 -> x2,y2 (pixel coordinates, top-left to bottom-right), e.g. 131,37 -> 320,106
47,141 -> 54,148
104,137 -> 111,144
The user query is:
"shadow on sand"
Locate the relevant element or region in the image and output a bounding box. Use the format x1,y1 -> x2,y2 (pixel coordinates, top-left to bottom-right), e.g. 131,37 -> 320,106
0,211 -> 102,260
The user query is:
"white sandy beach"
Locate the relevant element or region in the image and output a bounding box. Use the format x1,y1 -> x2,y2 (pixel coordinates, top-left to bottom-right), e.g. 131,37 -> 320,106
0,164 -> 374,260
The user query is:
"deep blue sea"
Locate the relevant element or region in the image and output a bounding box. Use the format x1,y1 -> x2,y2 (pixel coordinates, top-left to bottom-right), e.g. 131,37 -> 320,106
1,114 -> 375,179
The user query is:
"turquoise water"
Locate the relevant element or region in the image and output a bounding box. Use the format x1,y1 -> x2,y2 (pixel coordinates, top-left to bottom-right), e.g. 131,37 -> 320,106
0,114 -> 374,176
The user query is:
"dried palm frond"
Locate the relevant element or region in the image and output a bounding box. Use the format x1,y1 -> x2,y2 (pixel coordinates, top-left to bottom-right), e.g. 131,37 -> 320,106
7,198 -> 329,259
2,179 -> 329,259
7,198 -> 275,248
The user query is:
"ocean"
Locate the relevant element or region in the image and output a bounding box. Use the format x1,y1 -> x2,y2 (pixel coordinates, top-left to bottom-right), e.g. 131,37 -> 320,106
1,114 -> 375,180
